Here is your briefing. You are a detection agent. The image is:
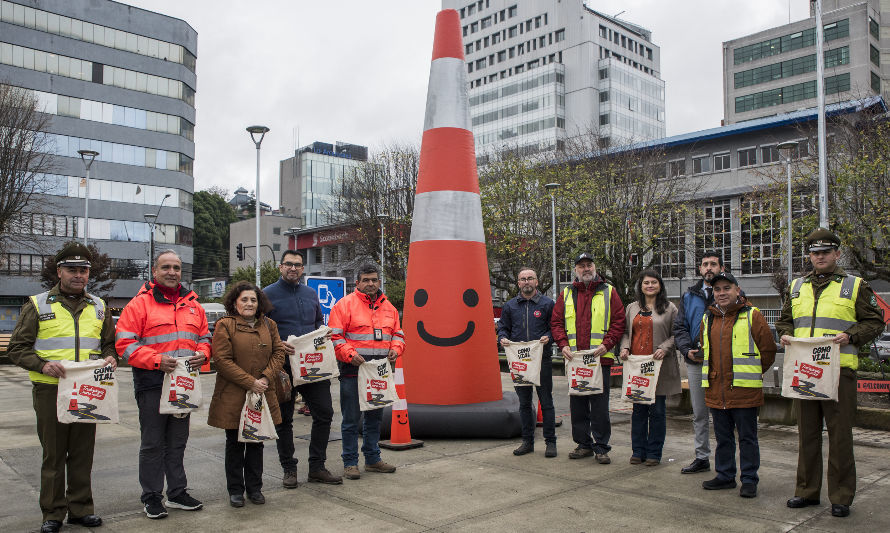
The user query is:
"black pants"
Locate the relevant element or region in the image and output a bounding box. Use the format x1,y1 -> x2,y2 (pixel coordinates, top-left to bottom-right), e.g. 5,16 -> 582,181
33,383 -> 96,521
710,407 -> 760,485
135,388 -> 190,503
275,379 -> 333,473
516,358 -> 555,444
569,365 -> 611,454
224,429 -> 263,495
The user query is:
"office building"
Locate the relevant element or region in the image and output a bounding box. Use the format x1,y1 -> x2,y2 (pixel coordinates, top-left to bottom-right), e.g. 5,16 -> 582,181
723,0 -> 887,124
228,213 -> 300,275
443,0 -> 665,160
0,0 -> 197,318
279,140 -> 368,229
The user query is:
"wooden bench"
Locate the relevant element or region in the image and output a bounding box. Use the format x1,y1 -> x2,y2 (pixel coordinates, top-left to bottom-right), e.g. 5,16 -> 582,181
0,333 -> 12,364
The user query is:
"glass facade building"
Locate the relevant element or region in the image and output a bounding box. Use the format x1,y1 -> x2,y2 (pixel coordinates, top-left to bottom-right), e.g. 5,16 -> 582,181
0,0 -> 197,310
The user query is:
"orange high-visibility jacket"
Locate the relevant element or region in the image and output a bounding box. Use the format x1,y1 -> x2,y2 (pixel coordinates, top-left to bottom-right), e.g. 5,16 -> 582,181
330,289 -> 405,376
115,281 -> 211,391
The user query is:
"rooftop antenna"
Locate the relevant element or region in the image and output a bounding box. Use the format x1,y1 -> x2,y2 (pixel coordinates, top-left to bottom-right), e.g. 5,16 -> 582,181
612,10 -> 625,19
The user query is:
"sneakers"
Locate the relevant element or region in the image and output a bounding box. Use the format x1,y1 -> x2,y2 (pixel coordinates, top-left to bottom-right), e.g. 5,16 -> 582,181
165,492 -> 203,511
513,441 -> 534,456
298,405 -> 311,416
681,458 -> 711,474
740,483 -> 757,498
308,468 -> 343,484
595,453 -> 611,464
365,460 -> 397,473
544,442 -> 557,458
568,447 -> 593,459
282,470 -> 299,489
344,465 -> 361,480
702,477 -> 737,490
144,497 -> 168,519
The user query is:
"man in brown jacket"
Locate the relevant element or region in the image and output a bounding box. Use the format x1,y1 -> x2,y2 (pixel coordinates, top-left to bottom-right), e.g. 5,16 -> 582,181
698,272 -> 776,498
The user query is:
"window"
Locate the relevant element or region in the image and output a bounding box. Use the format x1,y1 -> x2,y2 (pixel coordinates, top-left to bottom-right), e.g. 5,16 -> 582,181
870,44 -> 880,66
508,25 -> 517,38
599,90 -> 609,102
872,71 -> 881,93
467,4 -> 476,16
740,198 -> 781,275
653,211 -> 686,278
738,147 -> 756,167
761,145 -> 780,164
492,33 -> 500,44
669,159 -> 686,177
692,155 -> 711,174
470,21 -> 478,33
555,29 -> 565,43
870,17 -> 880,39
600,25 -> 607,38
481,16 -> 491,29
465,43 -> 473,55
695,199 -> 733,273
598,68 -> 608,80
714,153 -> 730,171
508,5 -> 517,18
272,227 -> 281,235
272,243 -> 281,252
599,114 -> 609,126
824,72 -> 850,94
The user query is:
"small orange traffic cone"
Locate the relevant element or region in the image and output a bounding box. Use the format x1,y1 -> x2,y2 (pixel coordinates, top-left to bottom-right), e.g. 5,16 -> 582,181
380,357 -> 423,450
535,399 -> 563,427
68,382 -> 79,411
168,378 -> 177,403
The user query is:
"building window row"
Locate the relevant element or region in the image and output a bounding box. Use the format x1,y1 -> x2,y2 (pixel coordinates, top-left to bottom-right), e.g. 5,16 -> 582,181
470,51 -> 563,88
0,253 -> 52,276
734,73 -> 850,113
461,2 -> 516,22
733,18 -> 849,65
599,45 -> 653,74
600,87 -> 665,122
47,133 -> 194,175
29,87 -> 193,140
37,173 -> 193,210
474,116 -> 565,147
0,42 -> 195,106
600,65 -> 665,101
466,24 -> 560,61
682,140 -> 809,178
469,69 -> 564,106
734,46 -> 848,89
0,0 -> 196,72
472,93 -> 560,126
8,212 -> 78,238
598,24 -> 653,60
75,217 -> 192,246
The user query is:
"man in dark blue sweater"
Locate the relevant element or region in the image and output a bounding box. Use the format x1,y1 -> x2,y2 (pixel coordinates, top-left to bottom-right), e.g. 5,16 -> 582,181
497,267 -> 556,458
263,250 -> 341,486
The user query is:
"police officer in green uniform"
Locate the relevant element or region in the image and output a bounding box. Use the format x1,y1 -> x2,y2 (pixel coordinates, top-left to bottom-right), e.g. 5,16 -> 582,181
776,228 -> 884,518
7,243 -> 117,533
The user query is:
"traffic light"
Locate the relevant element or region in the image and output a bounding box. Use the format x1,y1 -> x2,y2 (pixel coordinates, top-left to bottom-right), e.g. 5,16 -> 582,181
236,243 -> 244,261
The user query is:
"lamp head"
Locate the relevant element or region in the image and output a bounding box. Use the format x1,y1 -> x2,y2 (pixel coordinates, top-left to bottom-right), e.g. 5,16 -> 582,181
247,126 -> 270,147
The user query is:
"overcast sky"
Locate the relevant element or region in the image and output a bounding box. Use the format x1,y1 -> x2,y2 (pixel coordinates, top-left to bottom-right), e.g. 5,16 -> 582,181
121,0 -> 812,207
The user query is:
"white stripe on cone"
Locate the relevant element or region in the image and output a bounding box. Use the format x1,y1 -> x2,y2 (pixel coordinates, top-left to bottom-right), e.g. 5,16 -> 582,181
393,398 -> 408,411
423,57 -> 471,132
410,191 -> 485,243
394,367 -> 405,385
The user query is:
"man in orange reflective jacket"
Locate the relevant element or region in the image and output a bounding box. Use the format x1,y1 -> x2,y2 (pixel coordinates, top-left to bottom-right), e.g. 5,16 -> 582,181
115,250 -> 210,520
330,264 -> 405,481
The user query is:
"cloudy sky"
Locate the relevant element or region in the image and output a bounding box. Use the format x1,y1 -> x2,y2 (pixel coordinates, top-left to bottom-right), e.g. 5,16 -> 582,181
121,0 -> 812,207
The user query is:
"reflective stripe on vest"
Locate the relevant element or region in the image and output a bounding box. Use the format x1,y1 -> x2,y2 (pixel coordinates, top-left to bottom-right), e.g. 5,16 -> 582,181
563,285 -> 614,359
790,274 -> 860,370
29,291 -> 105,384
701,307 -> 763,388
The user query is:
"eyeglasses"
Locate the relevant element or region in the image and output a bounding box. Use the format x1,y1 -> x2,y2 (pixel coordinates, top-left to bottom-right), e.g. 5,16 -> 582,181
282,262 -> 303,269
518,277 -> 537,282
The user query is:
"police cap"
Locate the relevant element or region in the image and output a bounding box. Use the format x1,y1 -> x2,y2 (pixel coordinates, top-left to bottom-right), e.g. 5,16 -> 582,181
55,242 -> 92,267
805,227 -> 840,252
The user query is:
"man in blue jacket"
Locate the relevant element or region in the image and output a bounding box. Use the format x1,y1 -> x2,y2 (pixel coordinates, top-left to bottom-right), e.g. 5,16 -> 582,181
497,267 -> 556,458
263,250 -> 342,486
673,252 -> 725,475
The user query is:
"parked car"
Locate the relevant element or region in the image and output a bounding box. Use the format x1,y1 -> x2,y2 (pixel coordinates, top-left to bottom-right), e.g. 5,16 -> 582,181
870,332 -> 890,361
202,302 -> 226,333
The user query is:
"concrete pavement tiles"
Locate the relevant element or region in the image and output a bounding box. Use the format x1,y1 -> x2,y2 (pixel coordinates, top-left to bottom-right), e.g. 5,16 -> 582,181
0,366 -> 888,532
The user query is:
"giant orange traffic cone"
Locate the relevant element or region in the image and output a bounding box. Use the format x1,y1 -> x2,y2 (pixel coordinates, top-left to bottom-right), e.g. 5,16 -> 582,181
400,9 -> 521,438
380,357 -> 423,450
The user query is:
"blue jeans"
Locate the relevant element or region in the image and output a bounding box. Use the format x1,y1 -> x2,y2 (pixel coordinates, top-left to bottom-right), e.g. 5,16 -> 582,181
710,407 -> 759,485
515,358 -> 555,444
631,395 -> 666,460
339,376 -> 382,467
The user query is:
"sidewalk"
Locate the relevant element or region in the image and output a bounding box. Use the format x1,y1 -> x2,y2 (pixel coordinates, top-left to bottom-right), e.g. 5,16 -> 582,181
1,366 -> 888,532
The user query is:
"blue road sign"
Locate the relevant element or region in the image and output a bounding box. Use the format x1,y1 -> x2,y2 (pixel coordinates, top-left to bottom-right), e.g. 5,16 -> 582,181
305,276 -> 346,326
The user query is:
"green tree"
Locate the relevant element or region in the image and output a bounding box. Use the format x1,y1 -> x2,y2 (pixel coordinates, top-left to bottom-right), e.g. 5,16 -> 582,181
193,189 -> 238,279
230,260 -> 279,288
40,241 -> 116,300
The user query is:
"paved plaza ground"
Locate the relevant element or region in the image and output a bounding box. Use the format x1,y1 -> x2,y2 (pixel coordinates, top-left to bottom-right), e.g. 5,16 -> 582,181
0,366 -> 888,532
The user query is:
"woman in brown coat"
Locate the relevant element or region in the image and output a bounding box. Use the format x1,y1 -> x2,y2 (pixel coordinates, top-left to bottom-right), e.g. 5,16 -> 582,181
208,281 -> 285,508
619,270 -> 679,466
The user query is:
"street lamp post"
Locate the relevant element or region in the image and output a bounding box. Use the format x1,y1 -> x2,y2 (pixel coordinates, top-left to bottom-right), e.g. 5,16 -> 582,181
777,142 -> 798,284
143,194 -> 171,280
77,149 -> 99,245
377,213 -> 390,292
247,126 -> 270,288
545,183 -> 561,300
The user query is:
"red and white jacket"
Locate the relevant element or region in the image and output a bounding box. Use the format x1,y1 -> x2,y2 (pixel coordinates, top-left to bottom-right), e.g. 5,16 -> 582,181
330,289 -> 405,378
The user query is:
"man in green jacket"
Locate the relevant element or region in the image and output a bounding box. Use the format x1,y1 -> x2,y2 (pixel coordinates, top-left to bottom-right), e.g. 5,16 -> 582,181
776,228 -> 884,518
7,243 -> 117,533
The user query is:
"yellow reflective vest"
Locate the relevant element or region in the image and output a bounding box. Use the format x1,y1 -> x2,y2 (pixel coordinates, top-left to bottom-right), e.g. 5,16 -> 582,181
701,306 -> 763,388
789,274 -> 861,370
562,285 -> 614,360
29,291 -> 105,384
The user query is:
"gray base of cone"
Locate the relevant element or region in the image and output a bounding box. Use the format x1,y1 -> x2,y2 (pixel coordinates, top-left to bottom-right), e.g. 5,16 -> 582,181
379,438 -> 424,450
380,392 -> 521,439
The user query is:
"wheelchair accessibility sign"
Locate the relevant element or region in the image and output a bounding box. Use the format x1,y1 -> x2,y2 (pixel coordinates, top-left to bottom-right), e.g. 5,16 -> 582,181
305,276 -> 346,325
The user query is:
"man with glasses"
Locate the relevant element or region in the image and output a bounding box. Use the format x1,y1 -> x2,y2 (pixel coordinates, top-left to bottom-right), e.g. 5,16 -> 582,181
263,250 -> 342,487
497,267 -> 556,457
